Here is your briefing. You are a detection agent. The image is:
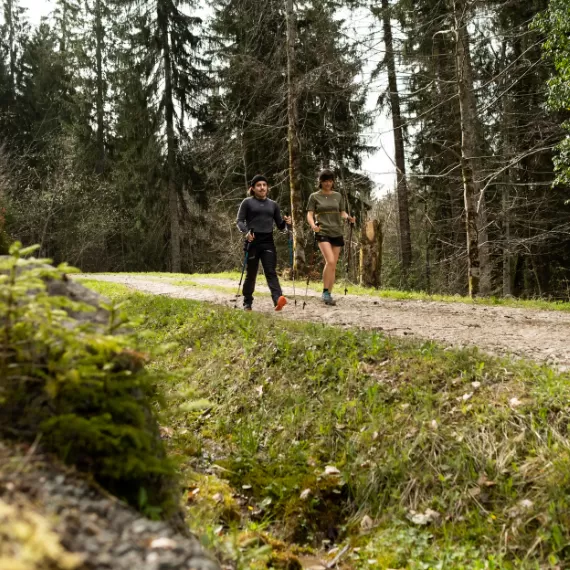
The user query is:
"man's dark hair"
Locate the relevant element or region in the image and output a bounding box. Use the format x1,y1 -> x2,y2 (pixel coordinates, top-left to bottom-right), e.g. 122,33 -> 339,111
249,174 -> 268,187
248,174 -> 269,196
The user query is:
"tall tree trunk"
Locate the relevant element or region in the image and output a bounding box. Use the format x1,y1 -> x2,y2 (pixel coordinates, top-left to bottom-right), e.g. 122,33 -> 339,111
359,219 -> 382,288
502,185 -> 512,295
285,0 -> 305,273
59,2 -> 67,58
433,40 -> 462,249
6,0 -> 15,91
159,2 -> 181,272
95,0 -> 105,173
381,0 -> 412,277
500,41 -> 513,297
451,0 -> 488,297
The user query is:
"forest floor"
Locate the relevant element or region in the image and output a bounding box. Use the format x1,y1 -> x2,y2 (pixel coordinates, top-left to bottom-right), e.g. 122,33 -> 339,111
79,273 -> 570,370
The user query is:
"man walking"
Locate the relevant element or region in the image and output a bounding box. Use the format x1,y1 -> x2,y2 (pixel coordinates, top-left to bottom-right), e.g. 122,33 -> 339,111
236,175 -> 291,311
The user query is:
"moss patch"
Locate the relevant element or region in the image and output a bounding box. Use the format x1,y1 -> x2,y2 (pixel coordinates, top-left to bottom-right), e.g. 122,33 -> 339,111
0,498 -> 82,570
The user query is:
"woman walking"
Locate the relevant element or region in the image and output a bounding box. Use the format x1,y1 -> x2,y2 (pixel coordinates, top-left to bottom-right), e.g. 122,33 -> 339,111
306,169 -> 355,306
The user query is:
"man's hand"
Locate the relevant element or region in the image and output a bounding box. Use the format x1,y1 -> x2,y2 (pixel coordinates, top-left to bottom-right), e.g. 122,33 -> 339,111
246,230 -> 255,242
283,215 -> 292,226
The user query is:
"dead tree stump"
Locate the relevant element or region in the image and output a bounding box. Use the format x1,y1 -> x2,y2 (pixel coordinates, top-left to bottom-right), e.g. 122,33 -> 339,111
359,220 -> 382,288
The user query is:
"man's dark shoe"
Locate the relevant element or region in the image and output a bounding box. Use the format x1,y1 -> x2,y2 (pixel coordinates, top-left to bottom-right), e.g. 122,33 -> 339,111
244,303 -> 252,311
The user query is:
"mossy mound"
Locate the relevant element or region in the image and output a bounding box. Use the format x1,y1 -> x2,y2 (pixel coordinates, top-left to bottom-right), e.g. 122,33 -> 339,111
0,243 -> 178,519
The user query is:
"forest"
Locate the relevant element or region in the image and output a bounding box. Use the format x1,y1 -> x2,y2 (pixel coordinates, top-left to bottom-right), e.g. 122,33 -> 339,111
1,0 -> 570,298
4,2 -> 570,567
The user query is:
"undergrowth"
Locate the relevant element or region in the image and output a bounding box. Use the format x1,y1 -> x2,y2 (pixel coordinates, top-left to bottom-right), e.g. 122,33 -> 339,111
85,279 -> 570,569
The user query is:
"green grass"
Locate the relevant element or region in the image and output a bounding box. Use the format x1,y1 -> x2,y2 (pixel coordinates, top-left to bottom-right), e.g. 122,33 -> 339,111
77,271 -> 570,313
168,279 -> 274,299
83,279 -> 570,569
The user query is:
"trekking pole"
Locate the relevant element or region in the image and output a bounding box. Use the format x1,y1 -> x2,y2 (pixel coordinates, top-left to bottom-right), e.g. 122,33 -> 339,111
284,211 -> 296,306
344,220 -> 354,296
303,223 -> 319,310
235,229 -> 253,299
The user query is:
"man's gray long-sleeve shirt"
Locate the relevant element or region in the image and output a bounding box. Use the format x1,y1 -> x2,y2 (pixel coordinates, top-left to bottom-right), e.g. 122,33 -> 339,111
236,197 -> 287,235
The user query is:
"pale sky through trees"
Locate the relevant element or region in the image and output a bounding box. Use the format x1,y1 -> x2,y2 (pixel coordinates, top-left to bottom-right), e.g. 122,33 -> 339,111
19,0 -> 397,196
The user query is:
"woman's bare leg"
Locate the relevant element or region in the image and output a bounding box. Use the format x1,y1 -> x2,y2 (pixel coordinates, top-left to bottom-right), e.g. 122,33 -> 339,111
318,242 -> 341,291
329,246 -> 342,292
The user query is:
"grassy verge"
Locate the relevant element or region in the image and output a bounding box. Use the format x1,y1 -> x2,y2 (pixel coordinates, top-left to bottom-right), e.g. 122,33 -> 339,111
84,279 -> 570,569
78,271 -> 570,313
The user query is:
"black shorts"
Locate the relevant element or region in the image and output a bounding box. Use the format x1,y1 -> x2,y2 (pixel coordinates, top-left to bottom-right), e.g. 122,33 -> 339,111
315,234 -> 344,247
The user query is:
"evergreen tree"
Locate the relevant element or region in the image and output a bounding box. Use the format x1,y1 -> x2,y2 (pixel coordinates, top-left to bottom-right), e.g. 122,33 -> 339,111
125,0 -> 206,272
108,39 -> 165,270
204,0 -> 371,224
372,0 -> 412,277
0,0 -> 28,140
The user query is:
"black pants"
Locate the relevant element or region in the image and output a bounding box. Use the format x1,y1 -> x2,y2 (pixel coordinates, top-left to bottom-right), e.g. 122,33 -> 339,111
243,235 -> 282,306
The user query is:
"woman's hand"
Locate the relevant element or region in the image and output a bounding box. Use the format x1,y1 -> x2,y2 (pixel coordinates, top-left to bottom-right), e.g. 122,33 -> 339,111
347,215 -> 356,224
312,224 -> 321,232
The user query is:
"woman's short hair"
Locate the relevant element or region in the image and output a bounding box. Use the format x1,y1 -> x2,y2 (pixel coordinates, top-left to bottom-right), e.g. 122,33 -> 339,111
318,168 -> 335,187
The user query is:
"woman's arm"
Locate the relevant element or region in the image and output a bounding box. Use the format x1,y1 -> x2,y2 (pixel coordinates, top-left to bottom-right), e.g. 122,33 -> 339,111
307,211 -> 319,231
340,211 -> 356,224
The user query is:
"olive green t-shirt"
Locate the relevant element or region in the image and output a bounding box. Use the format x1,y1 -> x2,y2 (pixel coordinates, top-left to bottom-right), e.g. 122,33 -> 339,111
306,190 -> 346,238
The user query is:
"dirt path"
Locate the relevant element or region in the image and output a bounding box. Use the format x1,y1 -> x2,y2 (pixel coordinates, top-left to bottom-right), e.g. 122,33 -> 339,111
79,274 -> 570,369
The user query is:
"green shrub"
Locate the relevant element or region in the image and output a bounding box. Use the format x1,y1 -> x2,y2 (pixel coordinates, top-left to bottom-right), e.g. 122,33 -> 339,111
0,243 -> 177,518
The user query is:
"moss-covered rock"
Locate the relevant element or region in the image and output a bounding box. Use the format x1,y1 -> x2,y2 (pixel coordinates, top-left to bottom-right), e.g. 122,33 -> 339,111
0,243 -> 179,522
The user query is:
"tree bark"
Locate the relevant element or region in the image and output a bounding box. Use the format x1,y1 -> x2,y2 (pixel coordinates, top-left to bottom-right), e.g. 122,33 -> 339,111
59,2 -> 67,53
502,186 -> 512,295
359,220 -> 382,288
500,41 -> 513,297
451,0 -> 488,297
95,0 -> 105,173
5,0 -> 15,92
285,0 -> 305,273
381,0 -> 412,276
159,1 -> 181,273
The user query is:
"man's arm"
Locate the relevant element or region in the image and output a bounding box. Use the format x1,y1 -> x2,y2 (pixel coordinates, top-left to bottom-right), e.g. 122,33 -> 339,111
236,200 -> 249,233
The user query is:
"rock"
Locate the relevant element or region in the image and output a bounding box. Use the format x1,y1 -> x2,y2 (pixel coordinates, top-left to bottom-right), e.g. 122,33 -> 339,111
0,441 -> 221,570
407,508 -> 441,526
300,489 -> 312,500
46,275 -> 111,326
360,514 -> 374,530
